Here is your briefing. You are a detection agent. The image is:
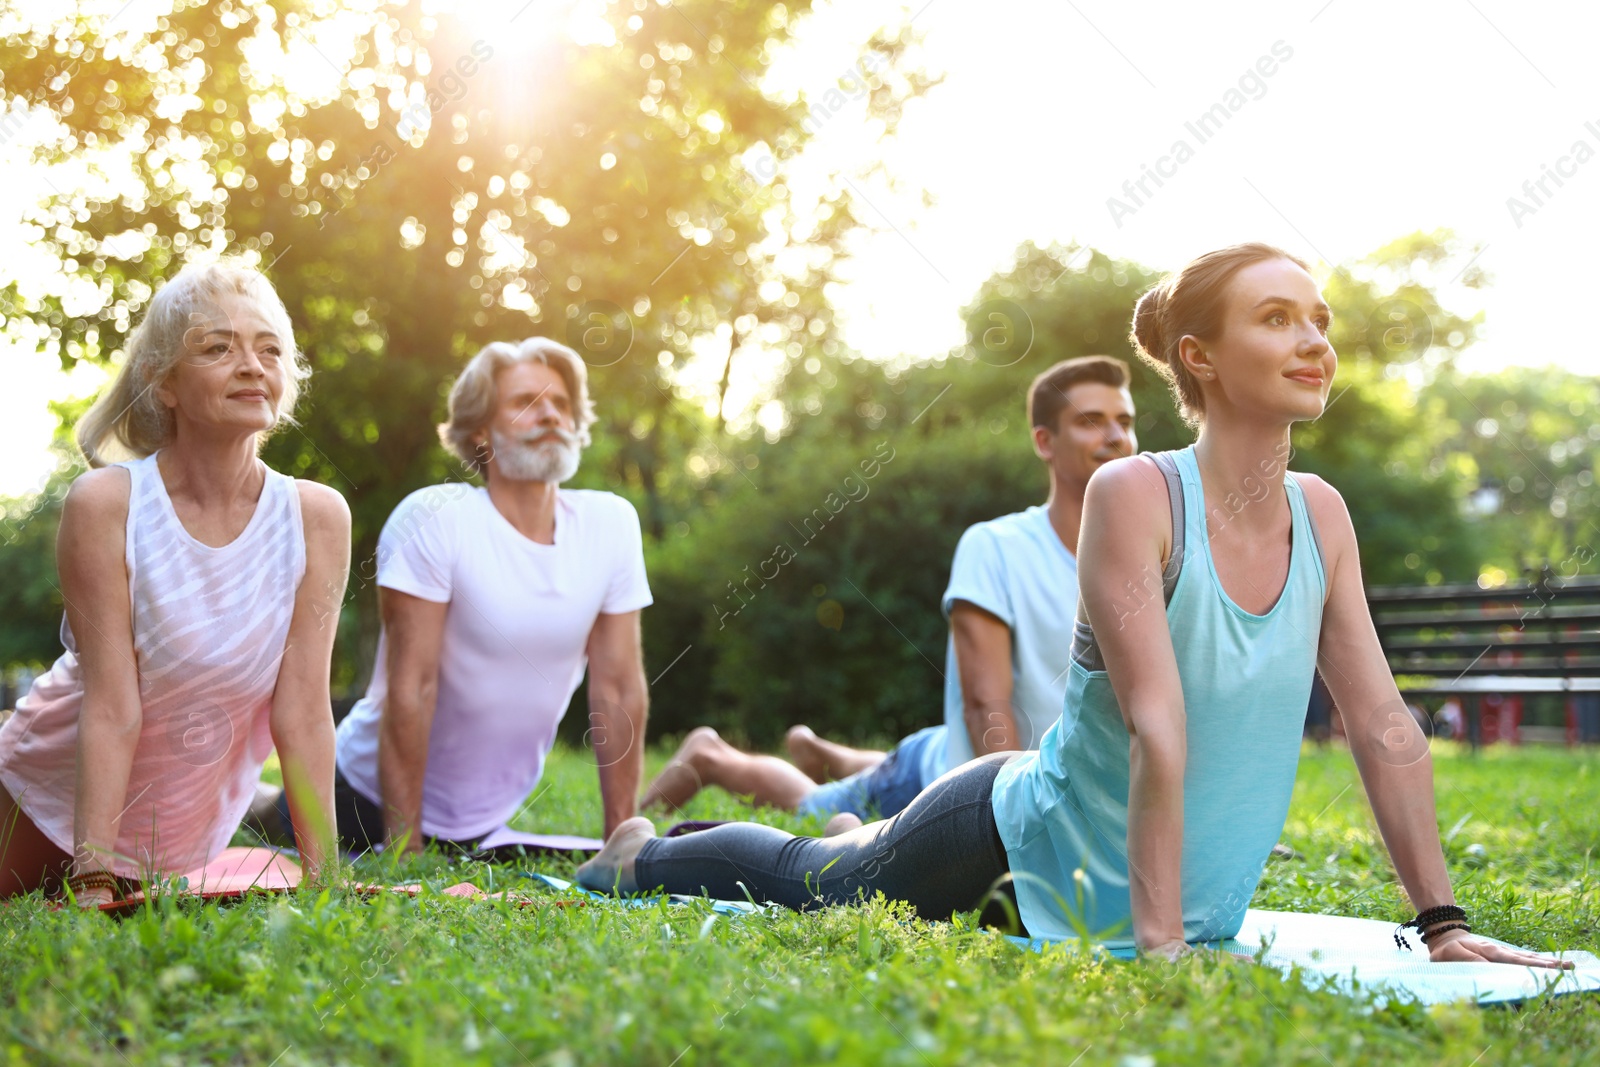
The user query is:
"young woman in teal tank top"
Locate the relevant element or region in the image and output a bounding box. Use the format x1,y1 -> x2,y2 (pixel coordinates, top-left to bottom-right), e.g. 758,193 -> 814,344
579,243 -> 1570,972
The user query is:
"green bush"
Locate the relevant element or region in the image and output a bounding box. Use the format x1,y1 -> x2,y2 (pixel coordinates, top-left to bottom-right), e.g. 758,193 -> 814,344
637,422 -> 1047,747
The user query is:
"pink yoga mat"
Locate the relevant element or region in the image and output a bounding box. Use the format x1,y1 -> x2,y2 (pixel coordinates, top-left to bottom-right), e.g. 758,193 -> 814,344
95,847 -> 302,914
91,847 -> 587,916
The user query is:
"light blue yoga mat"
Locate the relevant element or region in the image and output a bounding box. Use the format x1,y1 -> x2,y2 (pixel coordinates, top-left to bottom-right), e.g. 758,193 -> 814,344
528,873 -> 1598,1006
1012,909 -> 1600,1006
524,873 -> 765,917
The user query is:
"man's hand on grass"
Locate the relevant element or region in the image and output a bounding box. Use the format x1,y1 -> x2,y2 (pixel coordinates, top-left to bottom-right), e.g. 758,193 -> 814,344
1425,927 -> 1574,969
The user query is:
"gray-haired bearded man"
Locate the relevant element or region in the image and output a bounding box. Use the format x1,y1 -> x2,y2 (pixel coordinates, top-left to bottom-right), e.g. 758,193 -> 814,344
256,337 -> 652,851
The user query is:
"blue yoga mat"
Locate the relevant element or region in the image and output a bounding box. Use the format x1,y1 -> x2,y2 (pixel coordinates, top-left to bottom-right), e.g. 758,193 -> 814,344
524,873 -> 765,917
529,872 -> 1598,1007
1012,909 -> 1600,1006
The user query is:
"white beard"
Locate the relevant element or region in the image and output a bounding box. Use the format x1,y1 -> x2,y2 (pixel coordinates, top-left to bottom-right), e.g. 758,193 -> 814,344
490,427 -> 582,484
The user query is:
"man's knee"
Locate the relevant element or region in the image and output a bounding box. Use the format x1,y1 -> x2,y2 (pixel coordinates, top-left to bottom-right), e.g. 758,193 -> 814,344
680,727 -> 727,771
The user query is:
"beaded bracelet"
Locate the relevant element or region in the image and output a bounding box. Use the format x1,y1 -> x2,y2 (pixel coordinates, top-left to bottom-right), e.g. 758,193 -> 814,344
1419,922 -> 1472,946
1393,904 -> 1468,951
64,870 -> 119,900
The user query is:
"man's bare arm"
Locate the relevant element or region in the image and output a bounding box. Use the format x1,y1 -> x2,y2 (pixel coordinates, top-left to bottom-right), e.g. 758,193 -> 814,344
950,600 -> 1019,755
585,610 -> 649,839
376,588 -> 448,853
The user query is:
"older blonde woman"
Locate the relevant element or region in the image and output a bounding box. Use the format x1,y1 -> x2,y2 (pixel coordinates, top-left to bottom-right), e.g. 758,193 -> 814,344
0,260 -> 349,906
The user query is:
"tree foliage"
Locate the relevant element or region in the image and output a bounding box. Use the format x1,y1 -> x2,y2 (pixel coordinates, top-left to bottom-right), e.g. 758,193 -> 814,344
0,0 -> 932,682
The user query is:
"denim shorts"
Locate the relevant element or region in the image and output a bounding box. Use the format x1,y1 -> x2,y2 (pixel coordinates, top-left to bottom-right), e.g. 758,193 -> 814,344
796,726 -> 943,820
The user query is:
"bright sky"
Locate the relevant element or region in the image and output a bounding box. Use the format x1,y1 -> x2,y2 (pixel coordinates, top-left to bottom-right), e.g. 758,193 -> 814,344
3,0 -> 1597,494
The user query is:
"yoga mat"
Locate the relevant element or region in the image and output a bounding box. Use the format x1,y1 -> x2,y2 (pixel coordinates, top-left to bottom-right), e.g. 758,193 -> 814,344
462,827 -> 604,862
361,827 -> 603,861
524,872 -> 765,917
368,822 -> 718,862
94,847 -> 303,914
1011,909 -> 1600,1006
88,848 -> 589,915
525,876 -> 1597,1007
456,821 -> 721,862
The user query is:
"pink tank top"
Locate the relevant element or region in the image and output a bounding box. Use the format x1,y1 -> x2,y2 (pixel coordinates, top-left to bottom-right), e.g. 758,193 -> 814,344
0,452 -> 305,877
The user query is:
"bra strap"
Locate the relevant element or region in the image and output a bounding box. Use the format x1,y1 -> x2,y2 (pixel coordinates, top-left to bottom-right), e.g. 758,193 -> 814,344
1149,450 -> 1186,607
1069,450 -> 1188,672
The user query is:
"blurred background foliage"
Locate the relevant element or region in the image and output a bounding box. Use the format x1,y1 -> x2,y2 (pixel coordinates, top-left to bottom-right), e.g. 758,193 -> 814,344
0,1 -> 1594,744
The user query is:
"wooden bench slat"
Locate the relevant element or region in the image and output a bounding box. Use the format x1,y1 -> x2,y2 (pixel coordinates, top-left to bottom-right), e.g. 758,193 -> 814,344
1381,634 -> 1600,654
1372,605 -> 1600,629
1395,676 -> 1600,694
1388,662 -> 1600,681
1367,575 -> 1600,605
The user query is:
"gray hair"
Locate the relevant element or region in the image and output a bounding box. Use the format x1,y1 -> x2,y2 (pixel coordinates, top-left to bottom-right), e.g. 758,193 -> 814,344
439,337 -> 597,477
75,258 -> 307,467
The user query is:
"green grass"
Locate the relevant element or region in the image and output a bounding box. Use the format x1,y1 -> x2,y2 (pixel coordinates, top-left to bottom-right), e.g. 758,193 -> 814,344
2,743 -> 1596,1065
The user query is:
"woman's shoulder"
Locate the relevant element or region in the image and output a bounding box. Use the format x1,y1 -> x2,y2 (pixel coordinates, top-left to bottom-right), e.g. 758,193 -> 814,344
1286,470 -> 1352,535
60,465 -> 133,525
291,479 -> 352,535
1085,453 -> 1173,513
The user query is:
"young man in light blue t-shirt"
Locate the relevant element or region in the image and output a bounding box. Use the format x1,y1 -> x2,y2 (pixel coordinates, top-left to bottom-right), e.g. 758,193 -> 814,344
640,357 -> 1137,826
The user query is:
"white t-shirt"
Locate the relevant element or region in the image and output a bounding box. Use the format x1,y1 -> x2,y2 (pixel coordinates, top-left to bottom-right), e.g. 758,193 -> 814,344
335,484 -> 652,840
941,505 -> 1080,774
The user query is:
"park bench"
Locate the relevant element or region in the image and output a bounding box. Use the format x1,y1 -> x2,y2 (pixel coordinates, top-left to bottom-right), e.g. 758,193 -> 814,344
1367,569 -> 1600,746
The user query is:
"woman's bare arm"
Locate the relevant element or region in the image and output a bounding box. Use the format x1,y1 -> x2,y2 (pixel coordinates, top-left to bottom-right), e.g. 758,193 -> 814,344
1077,455 -> 1190,955
60,468 -> 141,905
268,482 -> 351,882
1303,475 -> 1569,968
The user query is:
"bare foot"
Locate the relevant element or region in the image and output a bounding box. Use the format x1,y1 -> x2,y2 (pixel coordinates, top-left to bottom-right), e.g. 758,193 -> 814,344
640,727 -> 721,810
822,812 -> 863,837
576,816 -> 657,894
786,725 -> 885,782
786,725 -> 829,783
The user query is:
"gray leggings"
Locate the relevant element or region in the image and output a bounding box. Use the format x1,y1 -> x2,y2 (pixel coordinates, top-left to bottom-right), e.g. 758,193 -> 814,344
634,752 -> 1025,931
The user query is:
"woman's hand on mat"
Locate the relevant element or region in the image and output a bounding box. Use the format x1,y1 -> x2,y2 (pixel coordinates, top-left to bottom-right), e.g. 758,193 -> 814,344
1425,927 -> 1575,969
1143,938 -> 1194,962
1144,940 -> 1255,966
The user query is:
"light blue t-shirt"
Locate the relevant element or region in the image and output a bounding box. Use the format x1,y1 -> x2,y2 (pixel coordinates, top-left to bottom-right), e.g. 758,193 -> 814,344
940,506 -> 1080,776
990,447 -> 1326,946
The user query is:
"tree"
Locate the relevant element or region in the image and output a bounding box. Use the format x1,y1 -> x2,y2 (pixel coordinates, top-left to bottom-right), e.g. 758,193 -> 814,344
1298,230 -> 1491,586
0,479 -> 67,670
0,0 -> 933,684
1422,368 -> 1600,581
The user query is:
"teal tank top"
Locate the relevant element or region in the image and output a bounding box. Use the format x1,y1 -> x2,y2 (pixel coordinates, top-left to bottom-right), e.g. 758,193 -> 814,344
989,445 -> 1327,947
